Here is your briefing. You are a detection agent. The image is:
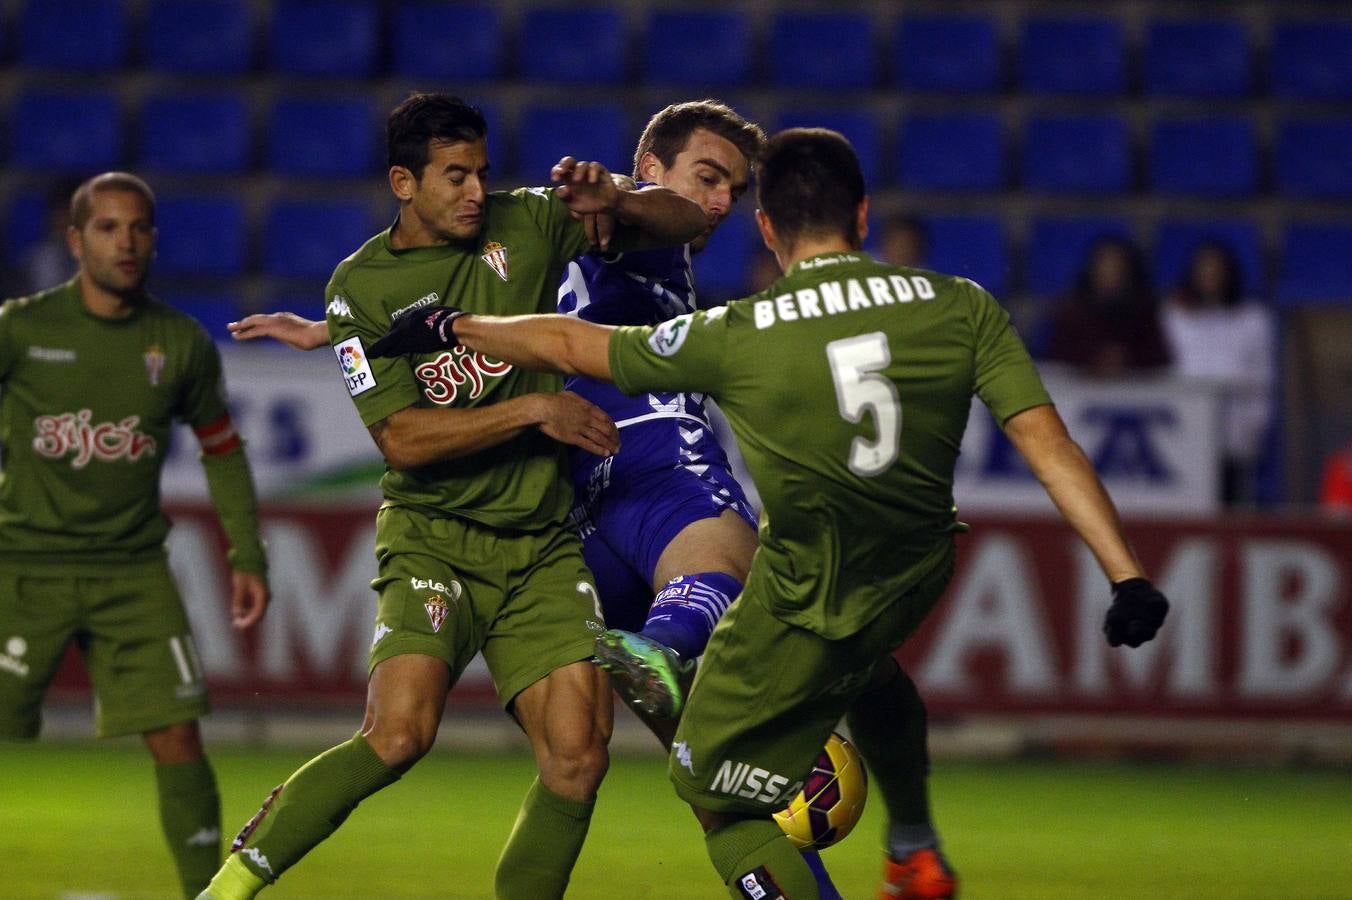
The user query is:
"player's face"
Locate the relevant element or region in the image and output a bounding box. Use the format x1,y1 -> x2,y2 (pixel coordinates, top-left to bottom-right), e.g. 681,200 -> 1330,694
406,138 -> 490,243
68,189 -> 156,297
645,128 -> 749,253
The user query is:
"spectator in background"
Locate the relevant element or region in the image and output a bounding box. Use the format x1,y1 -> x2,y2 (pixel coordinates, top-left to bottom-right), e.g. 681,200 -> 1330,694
1160,239 -> 1276,507
16,181 -> 80,295
879,212 -> 929,268
1043,235 -> 1171,377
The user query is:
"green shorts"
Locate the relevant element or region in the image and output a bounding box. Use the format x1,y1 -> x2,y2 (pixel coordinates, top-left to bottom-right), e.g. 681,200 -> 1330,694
0,561 -> 208,740
669,541 -> 955,814
369,506 -> 605,709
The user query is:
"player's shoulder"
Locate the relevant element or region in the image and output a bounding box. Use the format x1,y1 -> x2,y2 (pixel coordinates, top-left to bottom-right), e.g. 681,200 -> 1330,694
1,280 -> 78,320
141,295 -> 217,344
327,229 -> 393,287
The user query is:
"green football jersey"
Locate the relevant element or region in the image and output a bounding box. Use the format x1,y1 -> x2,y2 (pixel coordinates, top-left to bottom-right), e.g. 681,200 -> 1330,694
325,187 -> 592,530
609,252 -> 1052,638
0,279 -> 231,569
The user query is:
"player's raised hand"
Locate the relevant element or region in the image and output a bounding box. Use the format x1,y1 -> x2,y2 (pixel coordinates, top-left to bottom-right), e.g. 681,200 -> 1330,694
1103,577 -> 1169,647
552,156 -> 621,222
535,391 -> 620,457
369,307 -> 467,357
230,570 -> 270,630
228,312 -> 328,351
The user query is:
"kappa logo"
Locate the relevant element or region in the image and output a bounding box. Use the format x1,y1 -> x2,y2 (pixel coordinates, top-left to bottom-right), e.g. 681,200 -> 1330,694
241,847 -> 274,876
391,291 -> 440,320
673,740 -> 696,775
371,622 -> 393,648
327,295 -> 353,318
647,314 -> 692,357
185,827 -> 220,848
481,241 -> 510,282
28,346 -> 77,362
0,636 -> 29,678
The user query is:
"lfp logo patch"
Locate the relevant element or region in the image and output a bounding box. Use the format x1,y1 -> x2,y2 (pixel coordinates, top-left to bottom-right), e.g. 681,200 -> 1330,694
334,337 -> 377,397
647,314 -> 693,357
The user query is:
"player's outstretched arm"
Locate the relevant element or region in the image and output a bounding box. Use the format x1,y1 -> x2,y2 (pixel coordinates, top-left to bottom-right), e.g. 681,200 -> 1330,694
1002,403 -> 1169,647
552,156 -> 705,250
369,309 -> 617,382
228,312 -> 328,351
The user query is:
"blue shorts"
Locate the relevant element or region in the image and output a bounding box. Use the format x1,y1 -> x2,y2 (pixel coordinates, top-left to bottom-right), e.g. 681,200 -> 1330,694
568,413 -> 757,629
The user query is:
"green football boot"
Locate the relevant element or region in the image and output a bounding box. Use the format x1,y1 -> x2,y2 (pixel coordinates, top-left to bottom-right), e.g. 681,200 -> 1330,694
593,629 -> 693,719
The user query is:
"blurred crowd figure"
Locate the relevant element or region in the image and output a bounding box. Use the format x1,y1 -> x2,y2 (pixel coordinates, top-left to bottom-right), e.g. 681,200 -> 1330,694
879,213 -> 929,269
1043,236 -> 1172,377
1321,443 -> 1352,517
1160,239 -> 1276,506
8,181 -> 79,297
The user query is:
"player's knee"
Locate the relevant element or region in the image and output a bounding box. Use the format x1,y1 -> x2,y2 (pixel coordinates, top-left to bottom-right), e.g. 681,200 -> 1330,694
363,717 -> 437,770
539,731 -> 609,796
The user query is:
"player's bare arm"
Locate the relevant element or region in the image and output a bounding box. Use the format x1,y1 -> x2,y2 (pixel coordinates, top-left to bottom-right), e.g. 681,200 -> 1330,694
366,391 -> 619,469
456,313 -> 616,382
228,313 -> 328,351
552,156 -> 705,250
230,571 -> 269,630
1002,403 -> 1144,583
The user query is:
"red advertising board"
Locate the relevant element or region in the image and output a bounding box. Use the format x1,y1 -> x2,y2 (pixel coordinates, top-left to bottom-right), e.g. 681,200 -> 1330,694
52,507 -> 1352,722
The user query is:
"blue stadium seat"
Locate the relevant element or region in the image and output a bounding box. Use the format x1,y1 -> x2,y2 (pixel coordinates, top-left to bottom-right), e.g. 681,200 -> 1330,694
154,195 -> 246,277
162,294 -> 245,342
769,12 -> 875,89
1276,119 -> 1352,198
4,190 -> 49,265
140,94 -> 250,173
925,216 -> 1008,297
1020,17 -> 1125,95
692,208 -> 757,301
268,97 -> 375,177
1278,224 -> 1352,304
271,0 -> 378,76
1023,115 -> 1131,193
12,91 -> 122,171
1153,219 -> 1263,296
894,15 -> 999,92
1271,21 -> 1352,100
519,7 -> 626,84
776,110 -> 884,187
517,105 -> 627,181
264,199 -> 374,280
145,0 -> 251,73
642,10 -> 751,87
1026,217 -> 1132,298
1150,118 -> 1256,197
19,0 -> 127,70
394,3 -> 501,80
1144,18 -> 1250,97
898,114 -> 1003,191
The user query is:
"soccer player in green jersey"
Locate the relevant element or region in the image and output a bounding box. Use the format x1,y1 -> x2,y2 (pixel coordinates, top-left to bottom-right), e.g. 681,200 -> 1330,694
199,94 -> 706,900
370,127 -> 1172,899
0,172 -> 270,897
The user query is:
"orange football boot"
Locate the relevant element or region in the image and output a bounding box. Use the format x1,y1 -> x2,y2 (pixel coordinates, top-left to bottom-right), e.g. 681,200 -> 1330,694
878,848 -> 958,899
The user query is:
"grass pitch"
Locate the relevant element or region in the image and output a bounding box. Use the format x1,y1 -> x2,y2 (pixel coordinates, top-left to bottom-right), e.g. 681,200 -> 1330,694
3,742 -> 1351,899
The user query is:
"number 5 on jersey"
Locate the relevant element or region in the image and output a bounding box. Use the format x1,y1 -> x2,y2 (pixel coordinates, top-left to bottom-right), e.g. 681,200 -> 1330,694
827,333 -> 901,476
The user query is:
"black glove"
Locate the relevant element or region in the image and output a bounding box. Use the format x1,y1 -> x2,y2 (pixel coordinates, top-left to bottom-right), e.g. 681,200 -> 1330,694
368,307 -> 466,357
1103,578 -> 1169,648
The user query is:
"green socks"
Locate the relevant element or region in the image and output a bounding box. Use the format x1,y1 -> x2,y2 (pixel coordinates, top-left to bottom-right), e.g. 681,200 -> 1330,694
494,778 -> 595,900
155,757 -> 222,897
228,734 -> 399,890
706,818 -> 820,899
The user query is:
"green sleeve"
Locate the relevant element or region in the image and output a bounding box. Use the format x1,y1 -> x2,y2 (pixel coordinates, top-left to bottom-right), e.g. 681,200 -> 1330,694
608,309 -> 730,396
515,186 -> 592,262
175,321 -> 231,428
0,299 -> 19,383
201,444 -> 267,574
967,281 -> 1053,424
325,277 -> 422,427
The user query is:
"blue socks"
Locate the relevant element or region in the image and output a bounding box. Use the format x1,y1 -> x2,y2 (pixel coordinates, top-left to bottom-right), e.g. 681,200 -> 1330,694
641,571 -> 741,660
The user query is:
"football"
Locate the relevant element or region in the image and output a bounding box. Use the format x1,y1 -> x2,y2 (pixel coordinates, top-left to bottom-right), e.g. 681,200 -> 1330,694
773,731 -> 868,850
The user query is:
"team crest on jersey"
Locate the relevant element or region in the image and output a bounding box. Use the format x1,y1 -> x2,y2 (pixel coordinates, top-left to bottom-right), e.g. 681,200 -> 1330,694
143,345 -> 166,386
424,595 -> 450,633
481,241 -> 510,282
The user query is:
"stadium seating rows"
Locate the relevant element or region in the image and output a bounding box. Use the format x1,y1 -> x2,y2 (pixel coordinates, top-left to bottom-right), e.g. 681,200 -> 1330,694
4,0 -> 1352,317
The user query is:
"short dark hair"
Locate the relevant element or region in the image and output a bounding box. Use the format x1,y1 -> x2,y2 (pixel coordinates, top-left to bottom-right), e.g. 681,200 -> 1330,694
632,100 -> 765,178
387,93 -> 488,178
69,172 -> 156,229
756,128 -> 865,249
